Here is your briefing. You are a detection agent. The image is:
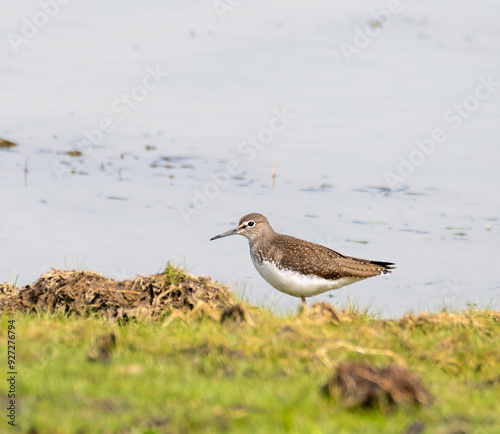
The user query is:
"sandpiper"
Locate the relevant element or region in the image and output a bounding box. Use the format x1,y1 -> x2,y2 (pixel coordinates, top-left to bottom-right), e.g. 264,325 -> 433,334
210,213 -> 394,307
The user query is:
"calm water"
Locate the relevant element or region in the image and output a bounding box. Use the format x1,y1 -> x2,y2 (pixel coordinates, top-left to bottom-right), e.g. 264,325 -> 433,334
1,1 -> 499,317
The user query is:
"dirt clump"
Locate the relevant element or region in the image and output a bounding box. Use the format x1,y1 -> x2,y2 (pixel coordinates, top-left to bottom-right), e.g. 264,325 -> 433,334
88,332 -> 117,363
220,303 -> 252,324
0,266 -> 234,320
322,362 -> 432,409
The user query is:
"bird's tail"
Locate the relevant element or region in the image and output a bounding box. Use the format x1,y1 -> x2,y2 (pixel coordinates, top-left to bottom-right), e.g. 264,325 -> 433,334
338,257 -> 395,278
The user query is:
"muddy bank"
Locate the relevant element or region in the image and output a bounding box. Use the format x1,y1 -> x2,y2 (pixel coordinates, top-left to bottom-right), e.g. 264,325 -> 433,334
0,266 -> 234,320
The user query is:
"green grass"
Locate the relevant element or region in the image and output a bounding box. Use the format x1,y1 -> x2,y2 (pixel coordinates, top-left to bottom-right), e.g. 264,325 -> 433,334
2,307 -> 499,433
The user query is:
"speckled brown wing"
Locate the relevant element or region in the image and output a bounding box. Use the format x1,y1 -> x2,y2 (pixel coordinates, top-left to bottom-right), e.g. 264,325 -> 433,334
264,234 -> 394,280
333,255 -> 394,278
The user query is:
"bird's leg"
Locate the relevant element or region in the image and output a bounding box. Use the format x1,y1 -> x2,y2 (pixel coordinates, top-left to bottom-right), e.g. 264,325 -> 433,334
301,295 -> 307,309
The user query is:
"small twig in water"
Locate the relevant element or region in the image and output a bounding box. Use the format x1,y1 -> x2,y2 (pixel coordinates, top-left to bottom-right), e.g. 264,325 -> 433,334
272,160 -> 276,190
25,156 -> 29,187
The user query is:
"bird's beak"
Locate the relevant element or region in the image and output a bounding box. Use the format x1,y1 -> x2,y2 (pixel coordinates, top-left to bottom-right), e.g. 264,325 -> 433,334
210,227 -> 239,241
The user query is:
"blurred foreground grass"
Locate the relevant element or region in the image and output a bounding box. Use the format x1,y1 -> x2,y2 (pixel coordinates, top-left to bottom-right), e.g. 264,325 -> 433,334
1,307 -> 499,433
0,267 -> 499,433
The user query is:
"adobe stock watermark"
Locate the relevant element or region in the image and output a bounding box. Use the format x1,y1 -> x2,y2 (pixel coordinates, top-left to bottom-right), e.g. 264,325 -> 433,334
52,65 -> 168,181
427,278 -> 466,312
384,74 -> 499,190
339,0 -> 405,63
178,107 -> 294,223
7,0 -> 72,54
213,0 -> 245,22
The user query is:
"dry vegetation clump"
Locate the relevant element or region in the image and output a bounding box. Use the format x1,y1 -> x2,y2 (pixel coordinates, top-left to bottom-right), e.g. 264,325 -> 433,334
299,302 -> 358,325
0,282 -> 16,296
0,266 -> 234,320
0,138 -> 19,148
398,311 -> 490,331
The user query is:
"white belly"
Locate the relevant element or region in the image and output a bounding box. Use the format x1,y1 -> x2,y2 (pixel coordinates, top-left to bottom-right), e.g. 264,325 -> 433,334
251,257 -> 362,298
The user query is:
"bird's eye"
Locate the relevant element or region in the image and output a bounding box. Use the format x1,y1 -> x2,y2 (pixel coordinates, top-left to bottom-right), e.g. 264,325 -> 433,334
247,220 -> 255,227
